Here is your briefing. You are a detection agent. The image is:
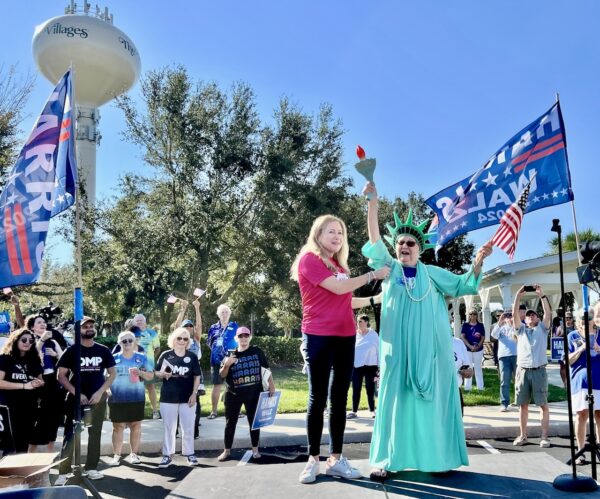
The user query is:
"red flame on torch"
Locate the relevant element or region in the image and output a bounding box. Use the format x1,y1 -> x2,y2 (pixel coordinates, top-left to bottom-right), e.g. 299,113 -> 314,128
356,145 -> 366,160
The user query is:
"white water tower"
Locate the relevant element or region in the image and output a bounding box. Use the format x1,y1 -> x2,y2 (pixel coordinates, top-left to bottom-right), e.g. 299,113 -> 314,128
32,1 -> 141,204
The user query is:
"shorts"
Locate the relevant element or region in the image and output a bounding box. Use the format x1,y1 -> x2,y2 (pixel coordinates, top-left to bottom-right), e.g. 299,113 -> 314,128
211,364 -> 224,385
109,401 -> 145,423
515,365 -> 548,406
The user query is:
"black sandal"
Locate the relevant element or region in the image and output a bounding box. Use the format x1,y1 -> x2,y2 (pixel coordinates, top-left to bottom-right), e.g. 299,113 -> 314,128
369,469 -> 389,481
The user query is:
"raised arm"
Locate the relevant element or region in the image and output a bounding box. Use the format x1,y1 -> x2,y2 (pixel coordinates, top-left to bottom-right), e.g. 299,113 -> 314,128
363,182 -> 381,243
10,294 -> 24,328
174,299 -> 189,329
192,299 -> 202,343
536,285 -> 552,330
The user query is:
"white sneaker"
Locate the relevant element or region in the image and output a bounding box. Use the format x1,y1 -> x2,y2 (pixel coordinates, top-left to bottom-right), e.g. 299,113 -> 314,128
86,469 -> 104,480
346,411 -> 357,419
128,453 -> 141,464
299,457 -> 320,484
540,438 -> 551,448
500,405 -> 509,412
325,456 -> 362,479
109,454 -> 121,467
54,474 -> 69,486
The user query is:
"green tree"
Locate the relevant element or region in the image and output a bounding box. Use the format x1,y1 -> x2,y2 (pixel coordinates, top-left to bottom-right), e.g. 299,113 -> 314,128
84,66 -> 351,333
0,65 -> 35,188
546,228 -> 600,255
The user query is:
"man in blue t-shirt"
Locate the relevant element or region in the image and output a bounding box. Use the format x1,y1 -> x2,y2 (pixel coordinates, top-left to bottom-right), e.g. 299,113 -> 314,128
56,316 -> 116,485
206,304 -> 237,418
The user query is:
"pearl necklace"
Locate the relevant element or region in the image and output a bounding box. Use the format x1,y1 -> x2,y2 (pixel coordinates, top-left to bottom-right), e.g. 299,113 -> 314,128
401,264 -> 432,302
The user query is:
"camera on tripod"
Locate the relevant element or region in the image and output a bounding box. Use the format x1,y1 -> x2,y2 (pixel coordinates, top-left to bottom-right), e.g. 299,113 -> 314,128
38,301 -> 63,326
577,241 -> 600,285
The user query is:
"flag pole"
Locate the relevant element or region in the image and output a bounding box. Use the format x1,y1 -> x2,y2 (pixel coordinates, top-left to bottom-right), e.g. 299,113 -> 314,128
556,92 -> 583,267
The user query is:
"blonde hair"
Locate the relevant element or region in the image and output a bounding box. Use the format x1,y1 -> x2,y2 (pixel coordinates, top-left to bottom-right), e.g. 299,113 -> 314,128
290,215 -> 350,281
168,327 -> 191,349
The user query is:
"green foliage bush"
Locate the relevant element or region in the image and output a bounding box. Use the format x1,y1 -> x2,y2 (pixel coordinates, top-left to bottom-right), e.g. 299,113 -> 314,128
93,334 -> 303,368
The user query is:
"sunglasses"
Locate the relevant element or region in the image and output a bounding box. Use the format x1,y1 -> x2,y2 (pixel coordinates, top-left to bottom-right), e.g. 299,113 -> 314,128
237,333 -> 250,338
121,339 -> 134,344
20,337 -> 35,344
176,337 -> 189,342
184,324 -> 193,328
397,240 -> 417,248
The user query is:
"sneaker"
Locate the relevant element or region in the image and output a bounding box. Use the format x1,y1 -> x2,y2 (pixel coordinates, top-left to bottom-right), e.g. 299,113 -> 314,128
109,454 -> 121,467
500,405 -> 509,412
158,456 -> 172,468
299,457 -> 320,484
127,453 -> 141,465
346,411 -> 357,419
86,469 -> 104,480
152,410 -> 161,420
198,384 -> 206,396
187,455 -> 198,466
54,474 -> 69,486
513,436 -> 528,446
540,438 -> 551,448
325,456 -> 362,479
370,411 -> 376,418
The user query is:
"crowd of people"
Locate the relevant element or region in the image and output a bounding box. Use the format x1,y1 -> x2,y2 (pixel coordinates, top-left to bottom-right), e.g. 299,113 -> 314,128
0,177 -> 598,486
0,296 -> 277,486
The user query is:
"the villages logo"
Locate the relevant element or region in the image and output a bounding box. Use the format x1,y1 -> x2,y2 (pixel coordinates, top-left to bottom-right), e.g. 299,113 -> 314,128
118,36 -> 136,56
45,22 -> 88,38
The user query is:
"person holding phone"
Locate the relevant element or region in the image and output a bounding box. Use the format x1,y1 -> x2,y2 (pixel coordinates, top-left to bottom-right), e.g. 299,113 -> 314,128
491,311 -> 518,412
511,284 -> 552,448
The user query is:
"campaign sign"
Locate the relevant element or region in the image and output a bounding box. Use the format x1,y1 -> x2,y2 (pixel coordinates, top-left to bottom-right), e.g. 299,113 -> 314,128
251,390 -> 281,430
551,337 -> 564,362
0,405 -> 14,454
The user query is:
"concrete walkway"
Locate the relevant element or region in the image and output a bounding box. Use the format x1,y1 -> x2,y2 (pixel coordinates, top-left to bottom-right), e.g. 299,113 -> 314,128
79,363 -> 570,455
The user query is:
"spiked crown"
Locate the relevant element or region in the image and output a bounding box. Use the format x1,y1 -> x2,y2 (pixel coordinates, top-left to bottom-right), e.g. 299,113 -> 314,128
384,209 -> 437,254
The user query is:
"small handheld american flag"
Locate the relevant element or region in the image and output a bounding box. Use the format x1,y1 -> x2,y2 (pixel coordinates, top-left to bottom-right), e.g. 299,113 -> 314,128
490,178 -> 534,259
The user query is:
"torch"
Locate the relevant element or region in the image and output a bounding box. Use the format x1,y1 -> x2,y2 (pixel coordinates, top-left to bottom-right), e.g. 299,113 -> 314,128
354,145 -> 376,200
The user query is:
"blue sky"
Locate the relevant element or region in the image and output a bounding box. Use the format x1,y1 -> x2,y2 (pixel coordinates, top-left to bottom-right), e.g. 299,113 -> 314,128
2,1 -> 599,270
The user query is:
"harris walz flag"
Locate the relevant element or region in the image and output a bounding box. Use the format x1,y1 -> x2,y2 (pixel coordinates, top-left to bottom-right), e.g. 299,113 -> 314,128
0,69 -> 77,287
425,102 -> 572,250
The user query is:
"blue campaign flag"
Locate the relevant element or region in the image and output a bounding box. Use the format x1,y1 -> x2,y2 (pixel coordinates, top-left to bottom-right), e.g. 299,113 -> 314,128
425,102 -> 573,249
0,70 -> 77,287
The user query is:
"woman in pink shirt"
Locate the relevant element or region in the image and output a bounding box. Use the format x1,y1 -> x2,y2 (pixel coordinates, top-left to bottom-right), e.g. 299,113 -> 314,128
291,214 -> 389,484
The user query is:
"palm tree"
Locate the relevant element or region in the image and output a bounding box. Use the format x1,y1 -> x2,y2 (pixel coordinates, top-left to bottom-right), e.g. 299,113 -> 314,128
546,228 -> 600,255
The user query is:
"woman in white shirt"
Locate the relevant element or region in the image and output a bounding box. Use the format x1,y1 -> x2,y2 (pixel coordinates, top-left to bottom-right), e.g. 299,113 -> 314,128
347,315 -> 379,419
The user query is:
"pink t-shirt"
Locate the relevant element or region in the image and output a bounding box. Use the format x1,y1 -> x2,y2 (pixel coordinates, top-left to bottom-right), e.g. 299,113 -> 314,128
298,252 -> 355,336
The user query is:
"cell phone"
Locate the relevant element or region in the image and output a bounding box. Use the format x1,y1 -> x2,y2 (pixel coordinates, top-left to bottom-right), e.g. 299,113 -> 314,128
228,349 -> 237,358
523,285 -> 536,292
459,365 -> 471,371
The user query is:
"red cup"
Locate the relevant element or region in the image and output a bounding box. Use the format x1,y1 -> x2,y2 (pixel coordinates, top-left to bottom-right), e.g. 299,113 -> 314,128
129,367 -> 139,383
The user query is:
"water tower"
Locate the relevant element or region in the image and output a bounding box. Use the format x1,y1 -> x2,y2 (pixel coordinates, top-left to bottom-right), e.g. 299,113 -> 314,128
32,1 -> 141,205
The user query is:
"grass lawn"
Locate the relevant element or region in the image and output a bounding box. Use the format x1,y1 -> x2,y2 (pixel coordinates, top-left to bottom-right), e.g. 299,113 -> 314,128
462,367 -> 566,406
143,365 -> 567,418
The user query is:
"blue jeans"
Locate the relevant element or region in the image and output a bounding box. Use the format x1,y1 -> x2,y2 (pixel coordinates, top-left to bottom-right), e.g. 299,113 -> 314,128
499,355 -> 517,407
304,333 -> 355,456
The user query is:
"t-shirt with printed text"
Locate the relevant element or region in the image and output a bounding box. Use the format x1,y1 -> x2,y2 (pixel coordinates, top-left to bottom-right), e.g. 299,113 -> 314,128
156,349 -> 201,403
223,346 -> 269,396
57,342 -> 116,398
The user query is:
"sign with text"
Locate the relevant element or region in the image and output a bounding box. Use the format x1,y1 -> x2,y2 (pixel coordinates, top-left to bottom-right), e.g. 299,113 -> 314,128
551,337 -> 564,362
251,390 -> 281,430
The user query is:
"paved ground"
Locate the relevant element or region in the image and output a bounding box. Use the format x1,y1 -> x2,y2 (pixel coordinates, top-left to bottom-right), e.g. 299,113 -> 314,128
9,363 -> 600,497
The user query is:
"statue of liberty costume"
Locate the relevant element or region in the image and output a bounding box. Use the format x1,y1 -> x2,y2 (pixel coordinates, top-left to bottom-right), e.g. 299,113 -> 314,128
363,211 -> 481,472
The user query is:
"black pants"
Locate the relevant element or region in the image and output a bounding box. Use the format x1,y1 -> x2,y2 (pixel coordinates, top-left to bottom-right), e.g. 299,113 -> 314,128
7,397 -> 37,453
304,333 -> 355,456
59,396 -> 106,474
351,365 -> 378,412
223,388 -> 260,449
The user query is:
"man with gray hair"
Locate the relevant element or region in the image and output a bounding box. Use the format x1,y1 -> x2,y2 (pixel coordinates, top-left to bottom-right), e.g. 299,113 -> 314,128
133,314 -> 161,419
511,284 -> 552,448
206,304 -> 238,419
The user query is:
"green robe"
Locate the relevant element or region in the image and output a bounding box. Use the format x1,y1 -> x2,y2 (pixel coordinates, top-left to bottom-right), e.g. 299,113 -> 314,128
363,239 -> 481,472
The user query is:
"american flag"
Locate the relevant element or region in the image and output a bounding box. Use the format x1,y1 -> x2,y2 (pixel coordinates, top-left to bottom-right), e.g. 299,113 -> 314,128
491,180 -> 533,259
